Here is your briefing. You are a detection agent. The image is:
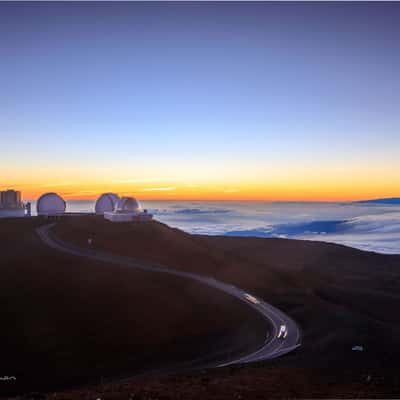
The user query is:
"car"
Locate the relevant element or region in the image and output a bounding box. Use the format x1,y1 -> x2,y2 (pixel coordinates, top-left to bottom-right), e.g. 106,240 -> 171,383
277,324 -> 288,339
244,293 -> 260,304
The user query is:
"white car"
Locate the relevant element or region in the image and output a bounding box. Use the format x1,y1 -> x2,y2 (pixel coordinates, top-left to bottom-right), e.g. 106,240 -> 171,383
277,324 -> 288,339
244,293 -> 260,305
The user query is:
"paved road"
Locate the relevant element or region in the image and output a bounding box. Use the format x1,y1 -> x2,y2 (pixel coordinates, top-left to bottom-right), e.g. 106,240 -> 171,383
37,223 -> 301,367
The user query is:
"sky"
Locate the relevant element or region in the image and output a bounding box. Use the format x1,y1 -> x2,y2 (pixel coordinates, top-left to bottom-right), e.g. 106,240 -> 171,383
1,2 -> 399,201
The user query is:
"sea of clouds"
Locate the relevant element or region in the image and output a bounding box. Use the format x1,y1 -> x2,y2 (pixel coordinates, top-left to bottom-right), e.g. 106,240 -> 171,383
31,200 -> 400,255
145,201 -> 400,255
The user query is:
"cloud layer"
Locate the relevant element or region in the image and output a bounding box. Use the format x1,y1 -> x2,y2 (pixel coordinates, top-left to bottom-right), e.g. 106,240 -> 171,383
30,200 -> 400,254
150,202 -> 400,254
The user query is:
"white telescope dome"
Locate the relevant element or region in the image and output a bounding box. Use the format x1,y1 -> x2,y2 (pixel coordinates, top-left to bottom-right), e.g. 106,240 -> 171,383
114,197 -> 141,213
95,193 -> 119,215
37,192 -> 66,216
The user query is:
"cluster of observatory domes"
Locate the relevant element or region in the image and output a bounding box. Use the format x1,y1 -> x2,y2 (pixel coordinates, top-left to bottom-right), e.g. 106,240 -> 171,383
36,192 -> 152,222
96,193 -> 152,222
95,193 -> 141,214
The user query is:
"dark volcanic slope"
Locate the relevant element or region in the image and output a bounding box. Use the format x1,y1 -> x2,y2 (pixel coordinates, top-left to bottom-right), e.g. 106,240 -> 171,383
4,215 -> 400,398
54,216 -> 400,371
0,218 -> 267,396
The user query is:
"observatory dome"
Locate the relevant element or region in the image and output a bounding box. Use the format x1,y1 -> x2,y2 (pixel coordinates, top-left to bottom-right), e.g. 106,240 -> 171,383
114,197 -> 141,213
37,192 -> 66,216
95,193 -> 119,215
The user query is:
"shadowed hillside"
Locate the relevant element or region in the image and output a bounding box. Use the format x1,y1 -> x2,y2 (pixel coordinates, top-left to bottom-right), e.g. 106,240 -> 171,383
0,218 -> 268,396
3,215 -> 400,398
49,215 -> 400,398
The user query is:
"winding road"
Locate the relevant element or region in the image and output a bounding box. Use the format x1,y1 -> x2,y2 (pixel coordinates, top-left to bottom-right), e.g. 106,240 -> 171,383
36,223 -> 301,367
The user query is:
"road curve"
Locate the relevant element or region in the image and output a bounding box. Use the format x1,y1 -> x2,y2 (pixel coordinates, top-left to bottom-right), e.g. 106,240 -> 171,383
36,223 -> 301,367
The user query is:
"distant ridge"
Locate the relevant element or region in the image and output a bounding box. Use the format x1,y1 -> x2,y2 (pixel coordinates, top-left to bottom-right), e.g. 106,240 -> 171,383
356,198 -> 400,205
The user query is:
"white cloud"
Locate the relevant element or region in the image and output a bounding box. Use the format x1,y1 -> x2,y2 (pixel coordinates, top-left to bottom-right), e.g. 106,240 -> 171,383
140,187 -> 176,192
223,188 -> 240,193
113,178 -> 169,184
298,212 -> 400,254
41,182 -> 80,187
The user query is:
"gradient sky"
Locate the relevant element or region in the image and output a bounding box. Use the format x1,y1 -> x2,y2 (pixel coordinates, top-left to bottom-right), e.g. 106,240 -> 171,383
1,2 -> 399,201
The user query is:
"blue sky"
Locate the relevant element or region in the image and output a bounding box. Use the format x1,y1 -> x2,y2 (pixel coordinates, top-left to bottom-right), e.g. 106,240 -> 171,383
1,2 -> 399,200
